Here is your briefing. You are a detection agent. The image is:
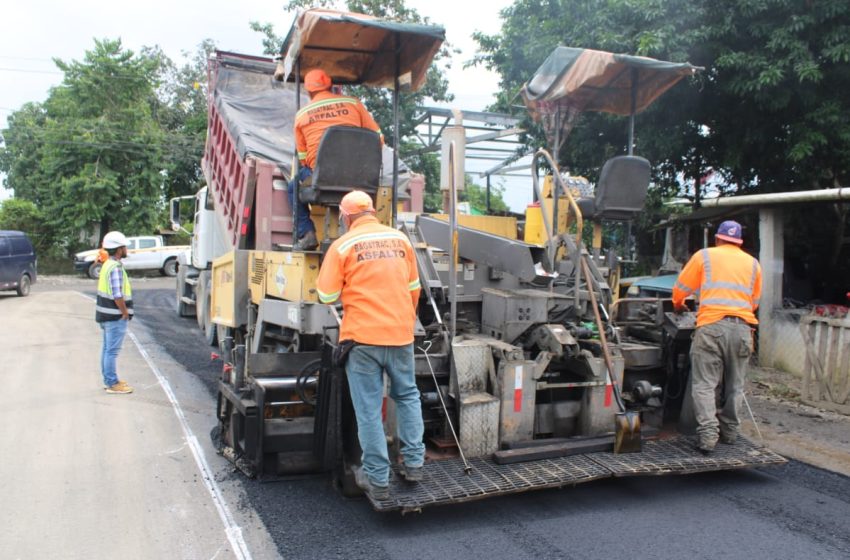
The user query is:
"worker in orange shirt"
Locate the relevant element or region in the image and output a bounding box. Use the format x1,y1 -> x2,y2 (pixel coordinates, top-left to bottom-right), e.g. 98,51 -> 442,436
316,191 -> 423,500
672,220 -> 762,455
289,69 -> 383,251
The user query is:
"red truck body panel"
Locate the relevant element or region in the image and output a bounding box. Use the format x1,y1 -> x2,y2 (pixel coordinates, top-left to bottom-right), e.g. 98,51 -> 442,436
202,52 -> 300,252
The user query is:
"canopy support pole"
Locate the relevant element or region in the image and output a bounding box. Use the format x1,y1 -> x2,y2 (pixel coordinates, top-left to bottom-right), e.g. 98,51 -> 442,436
486,173 -> 491,213
552,105 -> 561,240
628,68 -> 637,155
392,32 -> 401,227
293,59 -> 302,244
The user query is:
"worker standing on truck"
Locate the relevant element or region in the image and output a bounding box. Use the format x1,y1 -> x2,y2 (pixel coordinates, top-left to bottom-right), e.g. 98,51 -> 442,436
316,191 -> 424,500
290,69 -> 383,251
96,231 -> 134,394
672,221 -> 762,454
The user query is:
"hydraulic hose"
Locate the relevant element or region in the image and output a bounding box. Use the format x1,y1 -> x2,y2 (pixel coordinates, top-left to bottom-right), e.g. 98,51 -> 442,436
296,358 -> 321,407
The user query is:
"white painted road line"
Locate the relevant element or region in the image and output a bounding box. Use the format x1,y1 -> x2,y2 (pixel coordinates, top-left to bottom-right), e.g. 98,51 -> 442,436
128,331 -> 252,560
78,292 -> 252,560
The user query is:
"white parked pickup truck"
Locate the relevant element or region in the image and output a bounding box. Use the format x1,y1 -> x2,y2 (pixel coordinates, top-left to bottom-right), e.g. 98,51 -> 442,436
73,235 -> 190,279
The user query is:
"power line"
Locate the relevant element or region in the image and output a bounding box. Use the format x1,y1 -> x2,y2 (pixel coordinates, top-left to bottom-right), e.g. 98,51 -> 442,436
0,67 -> 61,75
0,55 -> 55,62
0,66 -> 198,82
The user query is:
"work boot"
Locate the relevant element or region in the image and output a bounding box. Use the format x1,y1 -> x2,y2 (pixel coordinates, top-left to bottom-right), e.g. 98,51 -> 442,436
353,466 -> 389,500
106,381 -> 133,394
696,445 -> 714,456
720,432 -> 738,445
293,231 -> 318,251
399,463 -> 424,483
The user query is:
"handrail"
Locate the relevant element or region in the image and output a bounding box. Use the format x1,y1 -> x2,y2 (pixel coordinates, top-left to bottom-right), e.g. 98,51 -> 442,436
530,148 -> 585,316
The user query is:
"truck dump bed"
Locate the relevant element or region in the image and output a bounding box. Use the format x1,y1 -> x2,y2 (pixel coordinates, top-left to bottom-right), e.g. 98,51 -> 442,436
203,52 -> 409,251
203,53 -> 300,251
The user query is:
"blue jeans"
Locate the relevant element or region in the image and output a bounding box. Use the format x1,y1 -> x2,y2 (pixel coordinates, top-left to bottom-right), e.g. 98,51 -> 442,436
99,319 -> 128,387
346,343 -> 425,486
288,166 -> 315,238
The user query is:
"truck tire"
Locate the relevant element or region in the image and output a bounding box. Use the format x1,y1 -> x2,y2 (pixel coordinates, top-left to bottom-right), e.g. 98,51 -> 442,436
176,265 -> 194,318
16,273 -> 31,297
196,272 -> 209,329
88,262 -> 102,280
161,258 -> 178,277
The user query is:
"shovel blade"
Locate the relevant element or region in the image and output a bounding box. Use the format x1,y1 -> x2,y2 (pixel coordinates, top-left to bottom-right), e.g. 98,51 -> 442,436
614,412 -> 642,454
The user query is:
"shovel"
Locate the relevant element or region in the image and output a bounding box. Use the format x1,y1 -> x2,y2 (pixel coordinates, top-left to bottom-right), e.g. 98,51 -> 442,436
581,257 -> 641,453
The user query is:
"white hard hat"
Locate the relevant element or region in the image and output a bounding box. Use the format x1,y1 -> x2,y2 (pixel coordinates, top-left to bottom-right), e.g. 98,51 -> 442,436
102,231 -> 129,249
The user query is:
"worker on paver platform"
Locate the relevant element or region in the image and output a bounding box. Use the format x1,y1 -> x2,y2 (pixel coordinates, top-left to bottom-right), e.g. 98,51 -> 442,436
95,231 -> 134,395
672,220 -> 762,454
316,191 -> 424,500
289,69 -> 383,251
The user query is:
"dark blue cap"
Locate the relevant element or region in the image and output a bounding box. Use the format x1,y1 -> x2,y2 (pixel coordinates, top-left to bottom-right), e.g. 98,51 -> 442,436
716,220 -> 743,244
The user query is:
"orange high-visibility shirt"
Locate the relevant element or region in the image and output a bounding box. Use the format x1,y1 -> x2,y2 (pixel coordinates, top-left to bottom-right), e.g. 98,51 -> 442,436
316,215 -> 421,346
672,244 -> 762,327
294,91 -> 383,169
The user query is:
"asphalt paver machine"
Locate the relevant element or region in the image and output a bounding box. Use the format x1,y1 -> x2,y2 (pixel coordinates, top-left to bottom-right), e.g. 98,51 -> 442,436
206,9 -> 784,513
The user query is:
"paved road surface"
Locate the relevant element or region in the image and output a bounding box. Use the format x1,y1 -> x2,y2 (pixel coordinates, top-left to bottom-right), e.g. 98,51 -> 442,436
3,279 -> 850,559
0,282 -> 277,559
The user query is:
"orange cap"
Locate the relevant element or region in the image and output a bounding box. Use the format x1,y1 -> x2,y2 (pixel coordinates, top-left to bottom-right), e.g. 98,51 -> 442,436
304,69 -> 332,93
340,190 -> 375,216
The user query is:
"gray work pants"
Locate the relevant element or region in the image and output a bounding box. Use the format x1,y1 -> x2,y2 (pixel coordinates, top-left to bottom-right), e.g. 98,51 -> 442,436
689,318 -> 753,446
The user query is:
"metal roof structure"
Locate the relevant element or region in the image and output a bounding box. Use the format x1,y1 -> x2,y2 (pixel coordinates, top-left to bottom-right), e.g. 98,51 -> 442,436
410,106 -> 532,177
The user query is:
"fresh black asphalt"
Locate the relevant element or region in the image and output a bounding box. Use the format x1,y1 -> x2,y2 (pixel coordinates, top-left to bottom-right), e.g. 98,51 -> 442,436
135,286 -> 850,560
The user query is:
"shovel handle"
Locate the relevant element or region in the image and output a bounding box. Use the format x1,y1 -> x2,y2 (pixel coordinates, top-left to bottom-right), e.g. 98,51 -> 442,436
580,257 -> 626,413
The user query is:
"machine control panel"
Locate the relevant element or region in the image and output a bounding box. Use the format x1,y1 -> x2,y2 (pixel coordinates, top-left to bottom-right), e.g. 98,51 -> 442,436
663,311 -> 696,341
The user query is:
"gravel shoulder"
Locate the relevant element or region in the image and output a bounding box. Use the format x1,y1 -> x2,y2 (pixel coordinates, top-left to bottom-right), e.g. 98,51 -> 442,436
745,366 -> 850,477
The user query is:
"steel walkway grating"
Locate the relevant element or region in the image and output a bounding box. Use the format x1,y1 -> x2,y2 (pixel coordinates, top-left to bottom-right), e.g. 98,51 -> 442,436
369,435 -> 787,512
371,454 -> 610,512
590,436 -> 787,476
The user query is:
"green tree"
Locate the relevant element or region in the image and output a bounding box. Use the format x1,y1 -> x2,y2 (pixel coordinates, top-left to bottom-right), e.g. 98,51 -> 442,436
148,40 -> 215,200
0,103 -> 50,206
0,198 -> 57,256
1,39 -> 171,247
475,0 -> 850,295
474,0 -> 850,199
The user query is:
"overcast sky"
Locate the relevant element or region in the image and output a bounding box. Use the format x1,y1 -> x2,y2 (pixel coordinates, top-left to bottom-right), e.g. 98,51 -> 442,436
1,0 -> 530,207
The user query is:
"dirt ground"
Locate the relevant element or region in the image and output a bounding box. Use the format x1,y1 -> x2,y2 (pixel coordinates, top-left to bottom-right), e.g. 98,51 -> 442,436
744,365 -> 850,476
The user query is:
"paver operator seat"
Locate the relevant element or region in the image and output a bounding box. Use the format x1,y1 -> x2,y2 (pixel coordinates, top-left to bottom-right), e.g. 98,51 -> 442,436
298,125 -> 383,205
576,155 -> 651,221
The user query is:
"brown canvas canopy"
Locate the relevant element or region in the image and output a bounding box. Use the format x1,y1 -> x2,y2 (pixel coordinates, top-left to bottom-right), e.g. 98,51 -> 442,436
521,47 -> 701,119
277,8 -> 445,91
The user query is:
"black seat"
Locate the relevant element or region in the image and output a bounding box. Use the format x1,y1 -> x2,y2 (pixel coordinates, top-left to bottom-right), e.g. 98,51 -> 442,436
576,155 -> 651,221
299,126 -> 382,205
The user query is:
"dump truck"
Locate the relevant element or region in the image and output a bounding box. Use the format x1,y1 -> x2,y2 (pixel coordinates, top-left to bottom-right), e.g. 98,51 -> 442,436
172,8 -> 784,513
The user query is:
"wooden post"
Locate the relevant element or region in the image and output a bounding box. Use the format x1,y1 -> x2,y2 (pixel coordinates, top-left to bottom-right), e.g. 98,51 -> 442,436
758,208 -> 784,367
